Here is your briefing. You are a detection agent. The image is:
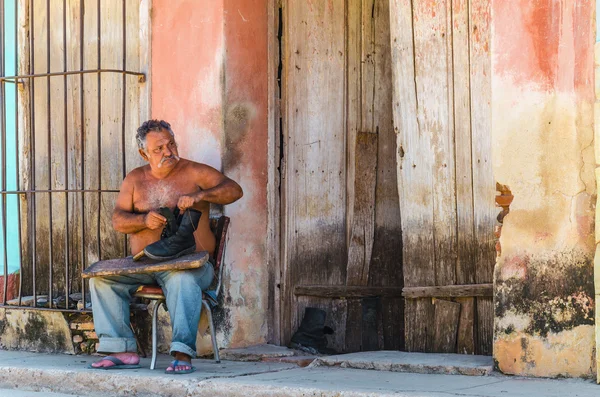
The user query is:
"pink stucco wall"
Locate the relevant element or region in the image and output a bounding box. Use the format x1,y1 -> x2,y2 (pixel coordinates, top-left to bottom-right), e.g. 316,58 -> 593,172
151,0 -> 270,349
491,0 -> 596,378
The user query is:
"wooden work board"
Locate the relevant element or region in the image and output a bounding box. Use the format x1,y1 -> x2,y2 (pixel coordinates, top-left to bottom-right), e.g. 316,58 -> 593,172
82,251 -> 209,278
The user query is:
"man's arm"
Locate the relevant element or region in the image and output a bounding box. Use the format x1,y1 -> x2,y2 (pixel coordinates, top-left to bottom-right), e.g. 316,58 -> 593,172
177,164 -> 243,210
112,173 -> 166,234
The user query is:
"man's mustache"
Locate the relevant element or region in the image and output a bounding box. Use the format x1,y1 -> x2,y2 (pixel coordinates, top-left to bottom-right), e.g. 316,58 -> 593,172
157,154 -> 180,168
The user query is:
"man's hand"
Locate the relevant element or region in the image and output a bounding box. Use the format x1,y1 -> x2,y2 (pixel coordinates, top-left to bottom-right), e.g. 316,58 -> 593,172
144,211 -> 167,230
177,194 -> 197,211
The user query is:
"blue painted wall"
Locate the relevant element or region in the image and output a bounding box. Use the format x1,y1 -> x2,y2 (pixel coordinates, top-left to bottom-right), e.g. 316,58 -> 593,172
3,0 -> 21,275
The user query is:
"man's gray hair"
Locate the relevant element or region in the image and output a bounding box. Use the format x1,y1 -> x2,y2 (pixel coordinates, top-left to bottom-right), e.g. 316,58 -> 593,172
136,119 -> 175,151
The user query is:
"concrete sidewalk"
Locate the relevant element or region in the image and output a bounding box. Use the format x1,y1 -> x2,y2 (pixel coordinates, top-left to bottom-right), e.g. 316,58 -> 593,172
0,350 -> 597,397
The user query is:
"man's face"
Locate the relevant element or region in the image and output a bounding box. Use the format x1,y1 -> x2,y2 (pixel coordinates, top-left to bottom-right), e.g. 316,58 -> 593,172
140,129 -> 180,170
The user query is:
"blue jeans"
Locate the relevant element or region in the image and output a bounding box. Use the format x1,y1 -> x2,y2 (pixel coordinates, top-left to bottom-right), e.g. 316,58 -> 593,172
89,262 -> 214,358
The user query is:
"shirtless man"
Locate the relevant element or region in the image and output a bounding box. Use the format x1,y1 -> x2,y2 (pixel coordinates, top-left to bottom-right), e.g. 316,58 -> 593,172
90,120 -> 243,374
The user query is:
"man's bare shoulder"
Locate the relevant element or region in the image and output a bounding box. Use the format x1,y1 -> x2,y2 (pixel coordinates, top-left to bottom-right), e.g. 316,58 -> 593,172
124,165 -> 149,183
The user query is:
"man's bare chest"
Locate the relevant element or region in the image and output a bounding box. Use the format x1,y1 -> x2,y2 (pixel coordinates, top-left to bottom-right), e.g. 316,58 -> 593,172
133,179 -> 198,212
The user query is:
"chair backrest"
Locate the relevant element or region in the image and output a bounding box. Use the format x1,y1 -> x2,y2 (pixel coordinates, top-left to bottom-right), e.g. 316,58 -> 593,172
209,216 -> 230,297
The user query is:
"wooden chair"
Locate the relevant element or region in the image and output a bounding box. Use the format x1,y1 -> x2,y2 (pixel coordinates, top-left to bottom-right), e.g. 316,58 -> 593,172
134,216 -> 230,370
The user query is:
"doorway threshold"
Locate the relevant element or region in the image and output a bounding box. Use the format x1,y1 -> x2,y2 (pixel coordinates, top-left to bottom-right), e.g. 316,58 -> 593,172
311,351 -> 493,376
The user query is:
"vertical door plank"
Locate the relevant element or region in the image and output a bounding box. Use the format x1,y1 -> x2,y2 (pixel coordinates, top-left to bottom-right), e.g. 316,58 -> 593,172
381,297 -> 404,350
82,0 -> 100,264
124,0 -> 144,174
453,0 -> 475,286
345,298 -> 362,352
369,0 -> 404,350
361,0 -> 375,131
282,0 -> 347,344
469,0 -> 494,356
361,297 -> 380,351
345,0 -> 361,251
17,1 -> 33,294
433,299 -> 461,353
31,1 -> 50,293
48,0 -> 68,293
389,0 -> 434,352
405,297 -> 435,351
65,0 -> 83,295
456,297 -> 475,354
412,0 -> 456,288
452,0 -> 476,355
99,0 -> 124,259
347,131 -> 378,286
279,0 -> 292,347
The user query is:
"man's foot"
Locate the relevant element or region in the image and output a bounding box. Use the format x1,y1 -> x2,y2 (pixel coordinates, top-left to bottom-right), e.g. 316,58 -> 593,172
165,352 -> 195,374
91,352 -> 140,368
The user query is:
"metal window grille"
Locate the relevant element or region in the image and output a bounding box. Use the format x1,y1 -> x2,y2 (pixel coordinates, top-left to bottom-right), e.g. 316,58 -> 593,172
0,0 -> 146,312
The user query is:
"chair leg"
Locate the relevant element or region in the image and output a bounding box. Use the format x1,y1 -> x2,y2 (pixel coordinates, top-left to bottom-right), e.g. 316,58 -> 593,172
203,300 -> 220,363
150,300 -> 163,370
130,321 -> 147,358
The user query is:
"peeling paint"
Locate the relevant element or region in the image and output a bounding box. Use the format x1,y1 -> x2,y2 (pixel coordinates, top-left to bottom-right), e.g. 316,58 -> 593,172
492,0 -> 596,379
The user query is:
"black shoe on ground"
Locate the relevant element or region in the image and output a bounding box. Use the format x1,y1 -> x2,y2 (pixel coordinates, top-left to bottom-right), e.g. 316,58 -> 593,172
289,307 -> 335,355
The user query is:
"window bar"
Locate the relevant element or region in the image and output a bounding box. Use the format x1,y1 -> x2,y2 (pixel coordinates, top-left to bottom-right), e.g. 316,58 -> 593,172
63,0 -> 70,309
0,69 -> 145,82
16,0 -> 23,307
46,0 -> 54,309
29,0 -> 37,308
79,0 -> 86,311
1,0 -> 7,306
0,188 -> 118,194
121,0 -> 127,257
96,0 -> 101,262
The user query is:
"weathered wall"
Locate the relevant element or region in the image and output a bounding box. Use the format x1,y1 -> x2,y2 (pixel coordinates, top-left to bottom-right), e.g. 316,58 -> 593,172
0,309 -> 74,354
492,1 -> 596,378
151,0 -> 269,352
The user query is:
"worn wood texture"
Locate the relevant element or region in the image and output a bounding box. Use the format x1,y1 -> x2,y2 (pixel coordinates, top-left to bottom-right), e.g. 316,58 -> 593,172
390,0 -> 493,354
295,285 -> 404,298
82,251 -> 209,278
346,131 -> 378,286
19,0 -> 148,298
345,299 -> 362,352
433,299 -> 460,353
402,284 -> 492,298
405,297 -> 434,352
390,0 -> 435,353
17,0 -> 32,295
456,297 -> 475,354
281,0 -> 402,353
361,297 -> 381,351
469,0 -> 494,356
368,0 -> 404,351
453,0 -> 476,287
281,0 -> 347,347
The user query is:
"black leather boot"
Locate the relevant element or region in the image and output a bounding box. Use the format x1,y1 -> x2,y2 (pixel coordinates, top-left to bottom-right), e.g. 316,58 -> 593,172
158,206 -> 180,239
144,208 -> 202,260
289,307 -> 334,354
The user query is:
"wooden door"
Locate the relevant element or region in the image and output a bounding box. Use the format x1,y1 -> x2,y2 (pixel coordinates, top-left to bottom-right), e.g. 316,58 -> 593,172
390,0 -> 496,354
280,0 -> 404,353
